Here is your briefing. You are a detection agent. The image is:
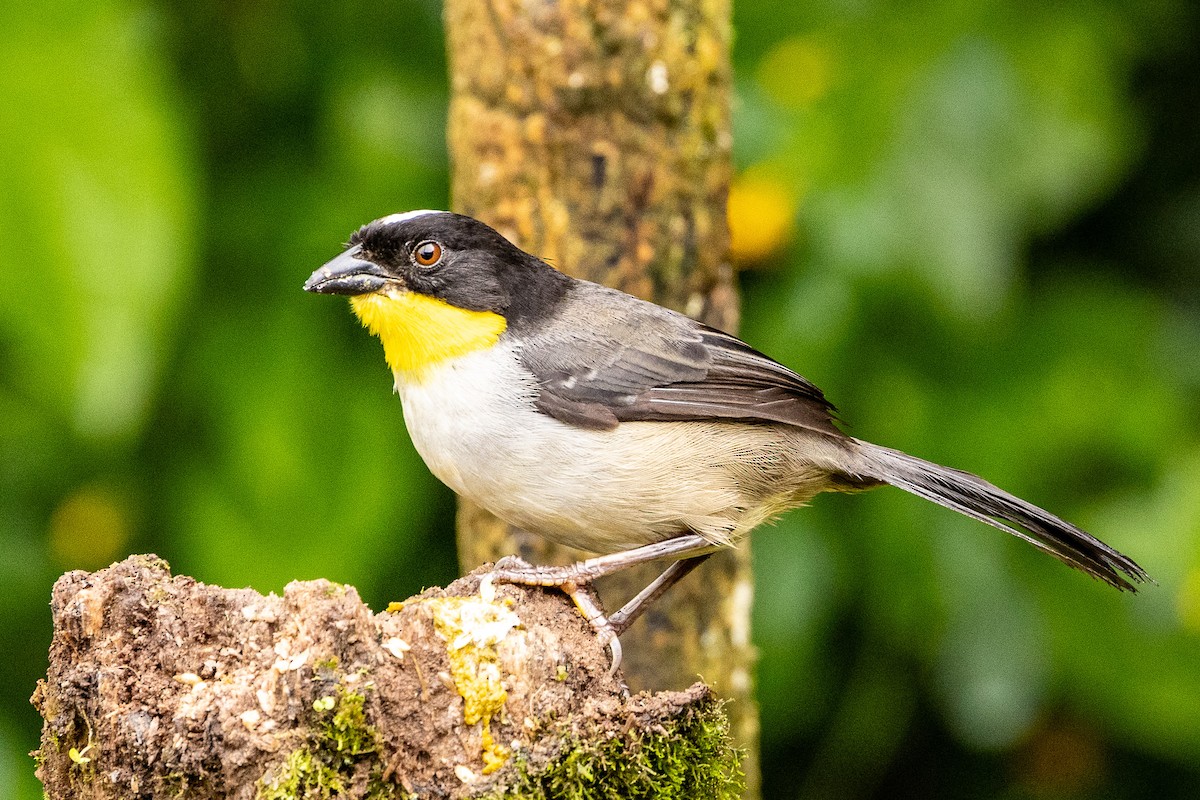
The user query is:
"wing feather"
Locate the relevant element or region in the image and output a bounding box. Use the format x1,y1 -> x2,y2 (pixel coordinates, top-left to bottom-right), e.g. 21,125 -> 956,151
520,284 -> 841,436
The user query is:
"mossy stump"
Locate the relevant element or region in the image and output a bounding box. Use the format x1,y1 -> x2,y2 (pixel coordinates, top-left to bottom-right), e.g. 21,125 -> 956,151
33,555 -> 742,799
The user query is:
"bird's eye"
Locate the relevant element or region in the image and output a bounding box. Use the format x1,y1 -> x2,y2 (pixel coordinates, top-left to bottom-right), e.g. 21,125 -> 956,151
412,241 -> 443,267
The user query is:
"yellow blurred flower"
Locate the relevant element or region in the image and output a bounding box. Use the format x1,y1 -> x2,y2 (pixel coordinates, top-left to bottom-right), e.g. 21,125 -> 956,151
728,168 -> 798,264
49,484 -> 132,569
756,35 -> 835,109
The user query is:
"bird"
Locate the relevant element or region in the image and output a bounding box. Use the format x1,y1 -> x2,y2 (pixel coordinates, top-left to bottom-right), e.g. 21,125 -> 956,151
305,210 -> 1148,661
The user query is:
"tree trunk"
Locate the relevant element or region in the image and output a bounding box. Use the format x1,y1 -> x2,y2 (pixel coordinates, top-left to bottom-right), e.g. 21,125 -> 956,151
445,0 -> 758,794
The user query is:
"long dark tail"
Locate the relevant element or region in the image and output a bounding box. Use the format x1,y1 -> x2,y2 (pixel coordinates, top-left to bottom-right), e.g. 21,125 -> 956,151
853,441 -> 1149,591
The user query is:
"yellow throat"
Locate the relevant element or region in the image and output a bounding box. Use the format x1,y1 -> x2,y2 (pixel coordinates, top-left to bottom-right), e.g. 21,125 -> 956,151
350,290 -> 507,379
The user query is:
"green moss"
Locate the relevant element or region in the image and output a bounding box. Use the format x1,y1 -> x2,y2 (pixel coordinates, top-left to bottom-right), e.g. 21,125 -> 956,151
259,746 -> 403,800
131,553 -> 171,572
365,773 -> 406,800
258,682 -> 399,800
313,656 -> 340,675
159,770 -> 205,797
58,713 -> 97,785
320,685 -> 378,760
259,748 -> 344,800
485,700 -> 742,800
67,744 -> 94,767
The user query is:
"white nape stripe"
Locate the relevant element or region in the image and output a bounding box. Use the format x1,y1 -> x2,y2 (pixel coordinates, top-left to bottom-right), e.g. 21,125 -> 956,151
377,210 -> 447,226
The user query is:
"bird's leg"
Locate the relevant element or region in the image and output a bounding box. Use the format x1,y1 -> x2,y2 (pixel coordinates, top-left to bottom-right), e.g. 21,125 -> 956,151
605,554 -> 713,636
490,533 -> 715,587
491,553 -> 620,637
491,534 -> 717,674
555,578 -> 624,676
591,555 -> 713,676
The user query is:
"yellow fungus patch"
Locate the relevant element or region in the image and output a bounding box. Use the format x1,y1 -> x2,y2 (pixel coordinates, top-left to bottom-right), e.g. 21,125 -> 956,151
422,592 -> 521,774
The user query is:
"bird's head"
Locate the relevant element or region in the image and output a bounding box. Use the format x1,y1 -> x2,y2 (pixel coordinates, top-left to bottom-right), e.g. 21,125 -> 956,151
305,211 -> 567,379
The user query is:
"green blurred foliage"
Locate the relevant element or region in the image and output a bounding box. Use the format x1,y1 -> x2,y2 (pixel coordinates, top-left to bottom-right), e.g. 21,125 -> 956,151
1,0 -> 1198,798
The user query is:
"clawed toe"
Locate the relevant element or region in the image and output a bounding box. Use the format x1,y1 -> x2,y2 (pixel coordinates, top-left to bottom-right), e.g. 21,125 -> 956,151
488,561 -> 626,677
565,583 -> 625,676
487,539 -> 714,684
595,624 -> 624,678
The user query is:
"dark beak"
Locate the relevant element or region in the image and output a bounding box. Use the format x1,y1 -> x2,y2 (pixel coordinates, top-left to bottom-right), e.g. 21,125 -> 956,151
304,245 -> 395,295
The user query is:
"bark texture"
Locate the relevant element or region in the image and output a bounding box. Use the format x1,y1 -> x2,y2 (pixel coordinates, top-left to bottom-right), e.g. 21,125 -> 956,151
444,2 -> 756,791
33,555 -> 740,799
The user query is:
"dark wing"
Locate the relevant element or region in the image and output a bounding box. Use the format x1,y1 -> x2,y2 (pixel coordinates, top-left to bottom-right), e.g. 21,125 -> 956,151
518,284 -> 841,436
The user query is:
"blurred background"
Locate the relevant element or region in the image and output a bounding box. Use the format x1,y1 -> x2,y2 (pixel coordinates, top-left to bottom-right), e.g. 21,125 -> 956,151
2,0 -> 1198,797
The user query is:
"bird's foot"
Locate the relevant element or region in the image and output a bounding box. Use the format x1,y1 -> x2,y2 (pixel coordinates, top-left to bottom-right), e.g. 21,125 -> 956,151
490,556 -> 611,588
490,557 -> 625,677
489,536 -> 715,679
562,578 -> 625,677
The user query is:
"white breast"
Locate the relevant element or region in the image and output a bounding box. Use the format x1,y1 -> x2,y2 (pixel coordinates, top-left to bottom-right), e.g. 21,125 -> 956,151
394,342 -> 829,553
396,343 -> 543,502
